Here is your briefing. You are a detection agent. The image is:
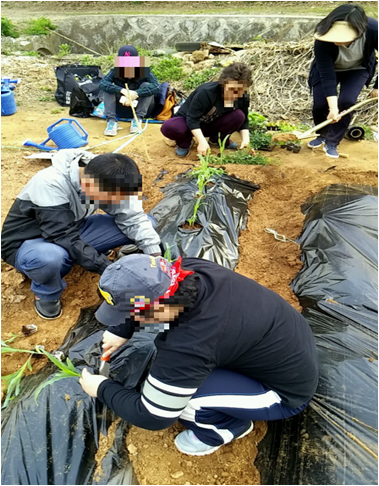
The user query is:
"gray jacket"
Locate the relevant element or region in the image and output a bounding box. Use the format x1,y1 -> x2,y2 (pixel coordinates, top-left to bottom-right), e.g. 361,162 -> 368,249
1,149 -> 161,273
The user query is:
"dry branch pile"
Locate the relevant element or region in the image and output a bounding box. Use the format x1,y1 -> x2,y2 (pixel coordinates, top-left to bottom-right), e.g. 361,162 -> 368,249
236,39 -> 378,126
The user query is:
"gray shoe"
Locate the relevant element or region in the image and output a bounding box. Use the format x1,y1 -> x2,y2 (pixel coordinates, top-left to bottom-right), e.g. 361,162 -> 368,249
34,299 -> 62,320
117,244 -> 139,260
104,120 -> 119,136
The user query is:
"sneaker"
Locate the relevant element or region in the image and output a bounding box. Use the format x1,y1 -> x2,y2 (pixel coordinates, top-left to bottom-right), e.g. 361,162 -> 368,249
174,421 -> 254,456
117,244 -> 139,259
174,430 -> 222,456
130,119 -> 142,134
175,140 -> 194,158
34,299 -> 62,320
324,141 -> 339,159
307,136 -> 325,149
104,121 -> 118,137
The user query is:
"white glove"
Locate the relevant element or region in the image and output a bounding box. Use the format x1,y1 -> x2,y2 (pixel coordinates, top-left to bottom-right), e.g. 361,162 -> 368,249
102,330 -> 128,357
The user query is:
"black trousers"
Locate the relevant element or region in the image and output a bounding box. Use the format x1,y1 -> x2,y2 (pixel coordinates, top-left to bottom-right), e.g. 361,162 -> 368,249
312,69 -> 369,144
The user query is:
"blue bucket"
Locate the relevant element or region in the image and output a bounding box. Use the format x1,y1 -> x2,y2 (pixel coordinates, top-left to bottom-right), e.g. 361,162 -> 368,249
1,87 -> 17,116
47,118 -> 88,149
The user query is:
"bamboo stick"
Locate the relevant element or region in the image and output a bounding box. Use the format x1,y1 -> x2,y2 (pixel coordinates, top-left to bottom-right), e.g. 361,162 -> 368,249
125,83 -> 151,161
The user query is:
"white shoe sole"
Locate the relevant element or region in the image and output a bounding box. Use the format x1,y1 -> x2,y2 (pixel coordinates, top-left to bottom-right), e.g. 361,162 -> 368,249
307,141 -> 325,149
174,421 -> 254,456
323,146 -> 339,159
34,305 -> 62,320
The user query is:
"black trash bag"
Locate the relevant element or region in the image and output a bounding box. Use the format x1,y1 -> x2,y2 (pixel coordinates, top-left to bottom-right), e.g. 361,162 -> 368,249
54,64 -> 104,106
256,185 -> 378,486
69,86 -> 95,118
1,306 -> 156,485
150,173 -> 260,270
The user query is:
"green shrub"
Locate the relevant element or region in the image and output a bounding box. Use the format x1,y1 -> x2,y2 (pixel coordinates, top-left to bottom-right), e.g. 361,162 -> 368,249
248,111 -> 267,131
249,131 -> 273,149
24,50 -> 40,57
212,149 -> 273,166
25,17 -> 57,35
1,16 -> 19,38
152,56 -> 183,82
58,43 -> 71,57
183,68 -> 220,90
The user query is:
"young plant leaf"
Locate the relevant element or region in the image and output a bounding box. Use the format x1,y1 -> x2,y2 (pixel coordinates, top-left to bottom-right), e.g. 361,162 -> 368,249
34,373 -> 77,403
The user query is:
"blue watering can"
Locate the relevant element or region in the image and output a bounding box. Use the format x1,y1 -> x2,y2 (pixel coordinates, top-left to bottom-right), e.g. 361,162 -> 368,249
1,78 -> 21,116
23,118 -> 88,152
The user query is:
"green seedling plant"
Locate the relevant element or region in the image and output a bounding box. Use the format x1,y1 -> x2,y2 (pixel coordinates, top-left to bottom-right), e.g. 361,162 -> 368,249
34,347 -> 81,403
188,151 -> 225,226
1,337 -> 81,408
248,111 -> 268,131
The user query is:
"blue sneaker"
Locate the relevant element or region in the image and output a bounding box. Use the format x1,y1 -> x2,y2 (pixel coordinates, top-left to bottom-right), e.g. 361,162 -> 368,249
174,421 -> 254,456
104,120 -> 118,137
175,141 -> 194,158
324,141 -> 339,158
130,119 -> 142,134
307,136 -> 325,149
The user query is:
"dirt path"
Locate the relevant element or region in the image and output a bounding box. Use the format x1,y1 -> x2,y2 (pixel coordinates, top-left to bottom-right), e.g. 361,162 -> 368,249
1,100 -> 377,484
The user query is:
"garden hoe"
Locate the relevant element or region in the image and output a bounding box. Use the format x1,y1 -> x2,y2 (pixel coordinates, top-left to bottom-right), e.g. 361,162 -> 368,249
274,98 -> 378,142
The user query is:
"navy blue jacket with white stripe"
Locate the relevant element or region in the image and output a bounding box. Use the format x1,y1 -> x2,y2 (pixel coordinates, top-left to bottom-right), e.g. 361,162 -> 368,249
97,258 -> 319,430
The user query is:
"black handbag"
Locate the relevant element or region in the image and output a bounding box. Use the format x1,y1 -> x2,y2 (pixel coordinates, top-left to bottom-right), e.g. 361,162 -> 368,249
54,64 -> 104,106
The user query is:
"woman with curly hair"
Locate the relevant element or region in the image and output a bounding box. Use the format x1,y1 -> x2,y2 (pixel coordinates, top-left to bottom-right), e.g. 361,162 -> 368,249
161,62 -> 252,157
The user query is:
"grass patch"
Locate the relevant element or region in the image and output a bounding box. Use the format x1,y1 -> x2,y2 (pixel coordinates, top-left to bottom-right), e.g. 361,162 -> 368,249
24,17 -> 57,35
1,16 -> 19,38
24,50 -> 40,57
183,68 -> 220,90
212,149 -> 273,166
39,95 -> 56,102
152,55 -> 183,82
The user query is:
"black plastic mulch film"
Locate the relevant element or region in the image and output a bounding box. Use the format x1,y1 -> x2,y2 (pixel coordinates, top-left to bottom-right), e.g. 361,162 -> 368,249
1,309 -> 156,485
150,173 -> 260,270
2,180 -> 377,485
1,173 -> 259,485
256,184 -> 378,485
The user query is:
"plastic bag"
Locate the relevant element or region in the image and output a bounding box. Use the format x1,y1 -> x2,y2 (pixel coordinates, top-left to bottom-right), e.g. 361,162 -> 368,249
150,173 -> 260,270
1,307 -> 155,485
256,185 -> 378,485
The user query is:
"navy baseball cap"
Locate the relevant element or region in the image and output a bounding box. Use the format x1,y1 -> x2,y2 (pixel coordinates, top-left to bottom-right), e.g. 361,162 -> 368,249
118,45 -> 139,57
96,254 -> 174,327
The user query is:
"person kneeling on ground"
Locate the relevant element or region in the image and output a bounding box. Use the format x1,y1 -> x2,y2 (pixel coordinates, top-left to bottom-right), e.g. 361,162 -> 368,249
308,4 -> 378,158
80,255 -> 319,456
99,44 -> 160,136
161,62 -> 252,157
1,150 -> 161,320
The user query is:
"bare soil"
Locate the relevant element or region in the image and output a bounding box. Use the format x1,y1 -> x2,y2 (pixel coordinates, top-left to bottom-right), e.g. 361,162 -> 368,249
1,55 -> 378,485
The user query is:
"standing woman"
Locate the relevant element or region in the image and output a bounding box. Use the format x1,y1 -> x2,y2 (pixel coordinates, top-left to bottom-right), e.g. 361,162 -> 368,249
308,4 -> 378,158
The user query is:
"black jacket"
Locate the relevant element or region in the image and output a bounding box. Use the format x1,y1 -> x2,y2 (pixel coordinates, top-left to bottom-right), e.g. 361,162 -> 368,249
175,81 -> 250,131
309,17 -> 378,97
98,258 -> 319,430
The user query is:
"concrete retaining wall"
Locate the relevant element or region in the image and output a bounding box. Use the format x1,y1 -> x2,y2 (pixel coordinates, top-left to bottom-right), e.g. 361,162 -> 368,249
31,14 -> 321,54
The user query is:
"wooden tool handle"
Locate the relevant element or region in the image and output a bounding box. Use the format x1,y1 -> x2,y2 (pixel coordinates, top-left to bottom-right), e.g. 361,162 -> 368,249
299,97 -> 378,139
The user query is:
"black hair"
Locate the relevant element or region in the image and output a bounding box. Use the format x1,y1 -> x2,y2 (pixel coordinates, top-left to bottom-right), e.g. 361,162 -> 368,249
315,4 -> 368,38
84,153 -> 142,194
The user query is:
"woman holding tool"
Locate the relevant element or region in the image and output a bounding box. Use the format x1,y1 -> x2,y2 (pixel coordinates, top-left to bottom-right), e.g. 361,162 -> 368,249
161,62 -> 252,157
308,4 -> 378,159
80,254 -> 318,456
99,45 -> 160,136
